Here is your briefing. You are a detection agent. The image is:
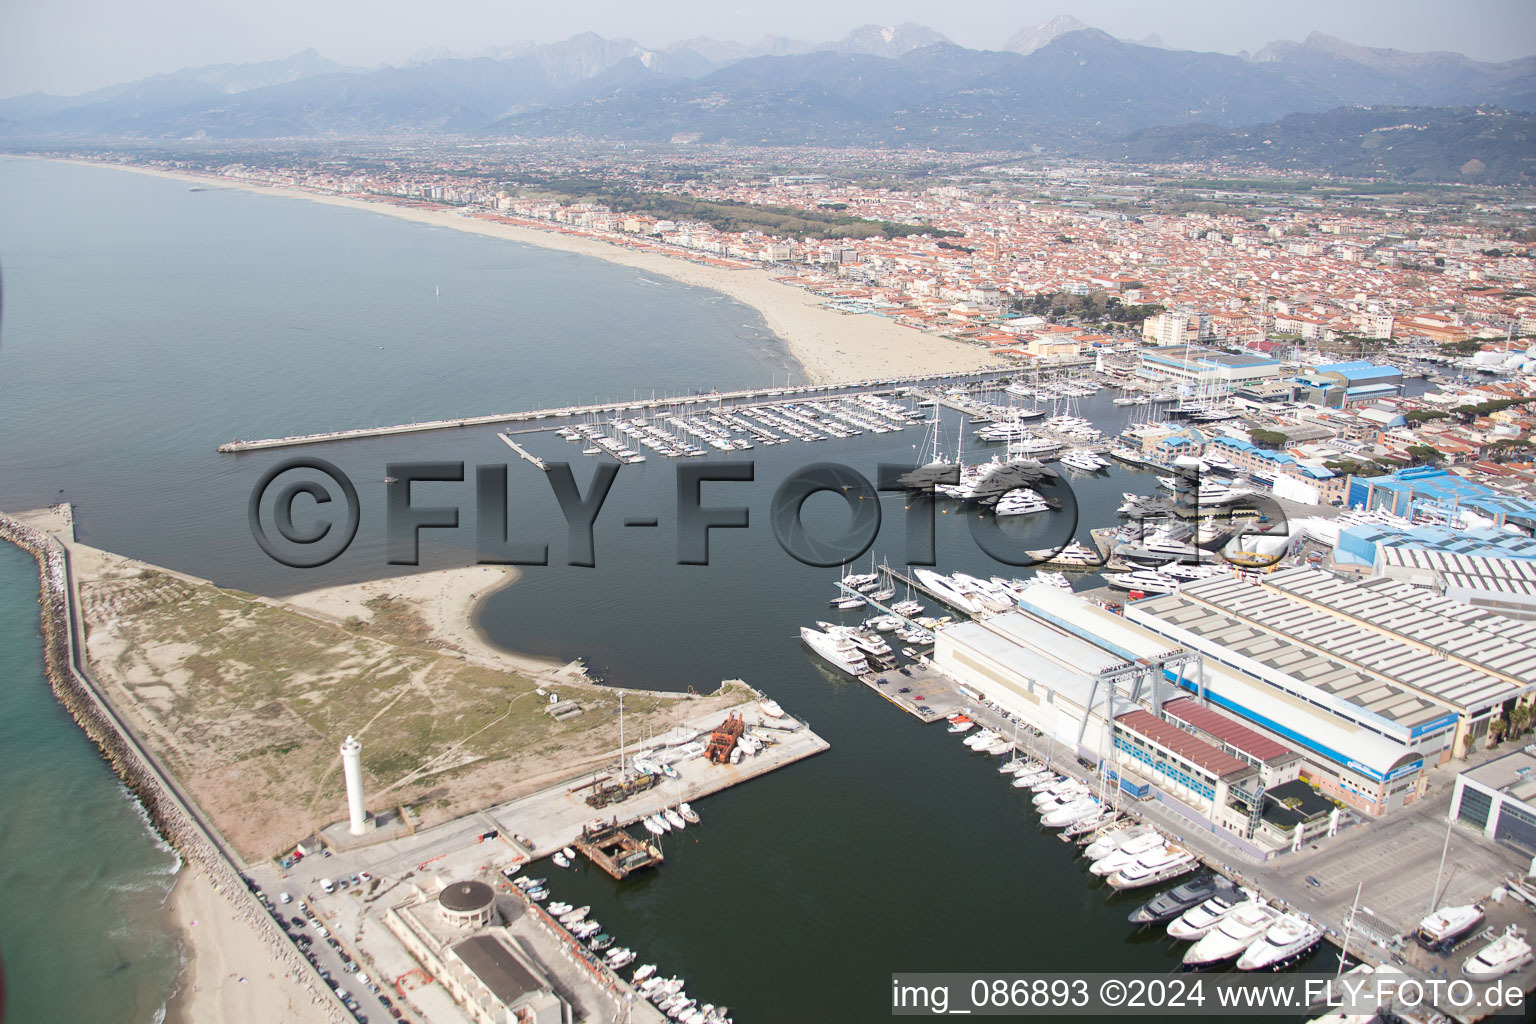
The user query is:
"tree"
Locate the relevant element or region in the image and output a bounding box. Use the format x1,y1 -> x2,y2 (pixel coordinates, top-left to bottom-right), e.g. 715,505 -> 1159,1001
1250,428 -> 1288,449
1490,716 -> 1507,747
1510,704 -> 1534,739
1405,444 -> 1442,465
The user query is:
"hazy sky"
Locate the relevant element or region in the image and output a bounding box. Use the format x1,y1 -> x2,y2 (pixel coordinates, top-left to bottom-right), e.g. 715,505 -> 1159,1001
4,0 -> 1535,97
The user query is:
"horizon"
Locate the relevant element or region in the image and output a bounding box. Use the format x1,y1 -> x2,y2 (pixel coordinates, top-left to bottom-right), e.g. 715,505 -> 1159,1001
4,1 -> 1535,99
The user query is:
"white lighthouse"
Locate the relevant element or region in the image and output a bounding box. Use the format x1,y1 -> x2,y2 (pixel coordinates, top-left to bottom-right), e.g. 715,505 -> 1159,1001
341,735 -> 367,835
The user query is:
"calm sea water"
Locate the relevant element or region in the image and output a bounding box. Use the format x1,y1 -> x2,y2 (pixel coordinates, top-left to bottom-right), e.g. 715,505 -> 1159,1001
0,158 -> 1317,1022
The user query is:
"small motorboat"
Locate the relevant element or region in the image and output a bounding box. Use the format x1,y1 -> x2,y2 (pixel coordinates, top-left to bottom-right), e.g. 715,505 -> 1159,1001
605,945 -> 631,962
516,876 -> 546,890
527,888 -> 550,902
610,949 -> 637,968
661,763 -> 679,779
551,852 -> 571,869
590,933 -> 615,951
559,906 -> 590,926
561,845 -> 576,859
679,802 -> 700,825
633,964 -> 658,983
548,901 -> 573,916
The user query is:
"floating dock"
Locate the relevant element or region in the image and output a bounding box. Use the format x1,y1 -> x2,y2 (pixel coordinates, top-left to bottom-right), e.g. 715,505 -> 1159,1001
573,819 -> 664,880
497,432 -> 549,471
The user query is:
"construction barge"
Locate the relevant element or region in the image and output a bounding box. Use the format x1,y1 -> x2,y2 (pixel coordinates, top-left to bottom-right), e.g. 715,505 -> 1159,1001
574,818 -> 664,880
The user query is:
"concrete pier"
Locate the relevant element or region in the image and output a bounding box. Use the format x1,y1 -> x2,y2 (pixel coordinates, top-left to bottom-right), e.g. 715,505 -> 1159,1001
214,368 -> 1009,452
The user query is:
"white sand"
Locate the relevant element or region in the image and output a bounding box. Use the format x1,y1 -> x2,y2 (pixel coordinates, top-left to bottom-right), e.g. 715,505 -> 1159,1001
36,157 -> 998,384
282,564 -> 581,681
164,868 -> 330,1024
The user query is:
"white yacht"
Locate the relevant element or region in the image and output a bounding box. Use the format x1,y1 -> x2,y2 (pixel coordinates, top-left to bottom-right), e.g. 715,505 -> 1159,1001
1058,451 -> 1106,472
1462,926 -> 1533,980
799,627 -> 871,676
1031,541 -> 1103,568
1012,770 -> 1051,789
1235,913 -> 1324,971
1182,902 -> 1277,969
816,622 -> 893,658
950,573 -> 1017,612
993,490 -> 1052,516
1102,570 -> 1180,595
1089,836 -> 1167,876
1167,892 -> 1250,941
1033,782 -> 1089,807
1415,903 -> 1485,952
1042,797 -> 1102,828
1107,846 -> 1199,890
913,569 -> 987,615
1084,827 -> 1152,861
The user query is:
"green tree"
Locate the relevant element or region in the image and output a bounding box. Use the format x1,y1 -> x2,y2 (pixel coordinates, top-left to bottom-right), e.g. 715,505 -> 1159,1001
1250,429 -> 1288,449
1405,444 -> 1442,465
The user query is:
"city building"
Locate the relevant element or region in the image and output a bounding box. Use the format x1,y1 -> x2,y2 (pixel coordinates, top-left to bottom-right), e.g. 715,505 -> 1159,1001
1347,467 -> 1536,530
1450,746 -> 1536,855
1136,345 -> 1283,393
1293,360 -> 1404,407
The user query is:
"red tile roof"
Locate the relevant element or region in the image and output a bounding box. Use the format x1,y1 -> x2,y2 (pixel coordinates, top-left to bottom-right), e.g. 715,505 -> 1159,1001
1115,709 -> 1252,779
1162,698 -> 1295,765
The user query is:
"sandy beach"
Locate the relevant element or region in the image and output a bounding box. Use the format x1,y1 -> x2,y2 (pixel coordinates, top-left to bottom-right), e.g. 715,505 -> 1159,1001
282,563 -> 578,680
163,867 -> 330,1024
37,157 -> 998,385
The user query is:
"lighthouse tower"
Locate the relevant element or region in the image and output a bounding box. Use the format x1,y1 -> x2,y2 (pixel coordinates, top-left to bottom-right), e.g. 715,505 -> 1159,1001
341,735 -> 367,835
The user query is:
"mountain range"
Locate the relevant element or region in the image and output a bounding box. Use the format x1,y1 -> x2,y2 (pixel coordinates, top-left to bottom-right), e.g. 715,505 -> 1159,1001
2,19 -> 1533,182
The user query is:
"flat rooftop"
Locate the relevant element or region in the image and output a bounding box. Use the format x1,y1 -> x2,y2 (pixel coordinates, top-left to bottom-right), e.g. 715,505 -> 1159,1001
453,934 -> 545,1007
1163,697 -> 1298,766
1129,589 -> 1453,734
1162,571 -> 1532,716
1116,707 -> 1253,780
1463,746 -> 1536,805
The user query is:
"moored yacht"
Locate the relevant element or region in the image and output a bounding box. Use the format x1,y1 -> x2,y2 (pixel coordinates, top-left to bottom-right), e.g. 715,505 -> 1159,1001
1107,846 -> 1198,890
1182,902 -> 1277,970
1167,891 -> 1251,941
1129,874 -> 1239,925
800,626 -> 872,676
1235,913 -> 1324,971
913,569 -> 988,615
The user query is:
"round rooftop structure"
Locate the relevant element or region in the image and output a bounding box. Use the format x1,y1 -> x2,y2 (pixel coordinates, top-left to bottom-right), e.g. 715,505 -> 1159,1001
438,880 -> 497,927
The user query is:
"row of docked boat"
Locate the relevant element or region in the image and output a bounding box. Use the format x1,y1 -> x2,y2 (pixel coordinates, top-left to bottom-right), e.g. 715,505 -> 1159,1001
635,968 -> 733,1023
638,802 -> 701,836
512,873 -> 732,1024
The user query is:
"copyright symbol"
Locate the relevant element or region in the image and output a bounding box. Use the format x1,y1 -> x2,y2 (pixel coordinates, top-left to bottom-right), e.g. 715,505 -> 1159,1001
1100,979 -> 1127,1008
247,457 -> 360,568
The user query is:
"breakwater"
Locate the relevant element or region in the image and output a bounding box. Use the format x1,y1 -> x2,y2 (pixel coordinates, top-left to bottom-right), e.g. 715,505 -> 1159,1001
0,508 -> 348,1023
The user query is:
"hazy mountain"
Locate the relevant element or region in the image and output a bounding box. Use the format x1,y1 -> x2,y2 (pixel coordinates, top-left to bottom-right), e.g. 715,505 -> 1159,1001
0,50 -> 351,127
1106,105 -> 1536,185
165,49 -> 350,93
666,35 -> 815,64
830,23 -> 951,59
1254,32 -> 1536,110
1004,15 -> 1091,55
4,27 -> 1534,179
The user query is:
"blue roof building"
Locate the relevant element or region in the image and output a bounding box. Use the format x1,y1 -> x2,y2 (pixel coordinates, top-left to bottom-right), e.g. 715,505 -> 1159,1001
1347,467 -> 1536,529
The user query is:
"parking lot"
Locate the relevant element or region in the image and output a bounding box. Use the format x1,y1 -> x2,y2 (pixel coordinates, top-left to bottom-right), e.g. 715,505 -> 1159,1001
244,871 -> 405,1024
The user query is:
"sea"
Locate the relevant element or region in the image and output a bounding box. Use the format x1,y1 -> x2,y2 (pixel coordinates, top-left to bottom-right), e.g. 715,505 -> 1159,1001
0,157 -> 1330,1022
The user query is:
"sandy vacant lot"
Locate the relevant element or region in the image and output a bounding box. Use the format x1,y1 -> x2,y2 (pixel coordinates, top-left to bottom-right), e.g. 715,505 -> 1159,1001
75,546 -> 744,859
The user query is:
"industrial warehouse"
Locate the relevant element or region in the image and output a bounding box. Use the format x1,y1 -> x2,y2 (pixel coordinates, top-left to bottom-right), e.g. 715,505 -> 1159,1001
930,567 -> 1536,855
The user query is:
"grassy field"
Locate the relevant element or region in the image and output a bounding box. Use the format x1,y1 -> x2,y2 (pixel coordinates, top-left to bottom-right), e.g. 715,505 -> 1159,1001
78,564 -> 744,858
